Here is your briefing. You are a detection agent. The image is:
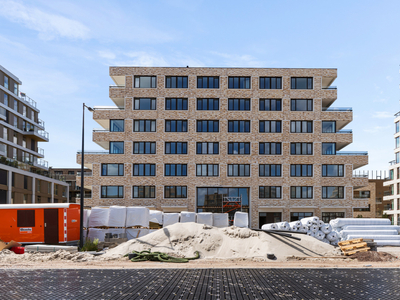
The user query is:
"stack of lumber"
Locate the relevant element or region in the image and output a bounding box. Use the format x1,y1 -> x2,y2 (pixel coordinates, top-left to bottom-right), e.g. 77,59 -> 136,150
338,238 -> 370,256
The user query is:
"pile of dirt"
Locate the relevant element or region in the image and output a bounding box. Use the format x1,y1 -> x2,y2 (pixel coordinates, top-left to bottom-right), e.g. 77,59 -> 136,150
349,251 -> 398,262
0,249 -> 97,263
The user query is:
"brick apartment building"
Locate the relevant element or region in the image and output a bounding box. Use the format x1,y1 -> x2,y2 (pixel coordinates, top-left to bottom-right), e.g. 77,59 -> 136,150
77,67 -> 369,228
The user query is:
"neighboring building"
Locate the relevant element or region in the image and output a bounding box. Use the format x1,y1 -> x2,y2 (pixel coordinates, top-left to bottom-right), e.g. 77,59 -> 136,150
0,65 -> 69,204
77,67 -> 369,228
353,179 -> 390,218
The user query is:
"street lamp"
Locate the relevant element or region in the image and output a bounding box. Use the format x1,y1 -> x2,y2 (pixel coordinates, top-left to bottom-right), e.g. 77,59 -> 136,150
80,103 -> 94,249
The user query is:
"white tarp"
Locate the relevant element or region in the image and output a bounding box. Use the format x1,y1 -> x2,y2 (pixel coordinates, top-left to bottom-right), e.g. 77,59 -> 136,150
126,228 -> 149,240
88,207 -> 109,227
374,240 -> 400,246
261,223 -> 278,230
213,213 -> 229,228
322,238 -> 330,244
315,230 -> 325,241
301,216 -> 319,225
318,220 -> 325,228
326,231 -> 339,242
233,212 -> 249,228
298,225 -> 308,233
163,213 -> 180,227
289,221 -> 301,228
346,235 -> 400,240
342,225 -> 400,232
340,230 -> 398,240
149,210 -> 163,225
276,222 -> 290,231
309,224 -> 319,233
290,225 -> 298,231
330,218 -> 391,228
320,224 -> 332,235
196,212 -> 213,226
180,212 -> 197,223
83,209 -> 91,228
107,206 -> 126,227
307,231 -> 316,237
126,207 -> 149,227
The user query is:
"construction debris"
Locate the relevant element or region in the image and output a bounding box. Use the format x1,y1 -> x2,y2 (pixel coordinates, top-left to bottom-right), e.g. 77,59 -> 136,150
339,238 -> 370,256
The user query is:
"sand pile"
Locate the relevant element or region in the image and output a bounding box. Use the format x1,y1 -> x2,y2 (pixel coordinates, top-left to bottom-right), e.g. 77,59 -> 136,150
0,249 -> 96,263
349,251 -> 398,262
103,223 -> 339,261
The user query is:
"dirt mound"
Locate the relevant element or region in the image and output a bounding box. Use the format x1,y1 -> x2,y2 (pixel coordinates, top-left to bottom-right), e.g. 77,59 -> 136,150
0,249 -> 96,263
350,251 -> 398,262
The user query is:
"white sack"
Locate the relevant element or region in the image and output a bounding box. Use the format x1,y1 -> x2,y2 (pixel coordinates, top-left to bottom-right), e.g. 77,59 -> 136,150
234,212 -> 249,228
318,220 -> 325,228
301,216 -> 319,225
107,206 -> 126,227
307,231 -> 316,237
340,230 -> 398,240
180,211 -> 197,223
326,231 -> 339,242
276,222 -> 290,231
88,207 -> 109,227
163,213 -> 180,227
149,210 -> 163,225
346,235 -> 400,241
329,218 -> 391,229
87,228 -> 107,242
83,210 -> 91,228
196,212 -> 213,226
290,225 -> 298,232
315,230 -> 325,241
289,221 -> 301,228
342,225 -> 400,232
213,213 -> 229,228
261,223 -> 278,230
300,219 -> 312,227
310,224 -> 319,233
298,225 -> 308,233
126,207 -> 149,227
320,224 -> 332,235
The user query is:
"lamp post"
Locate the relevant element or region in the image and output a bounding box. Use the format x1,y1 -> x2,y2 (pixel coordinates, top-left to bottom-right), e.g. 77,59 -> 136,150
80,103 -> 94,249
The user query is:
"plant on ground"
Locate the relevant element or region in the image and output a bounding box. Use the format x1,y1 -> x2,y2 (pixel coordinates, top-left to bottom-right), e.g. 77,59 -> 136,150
80,238 -> 99,252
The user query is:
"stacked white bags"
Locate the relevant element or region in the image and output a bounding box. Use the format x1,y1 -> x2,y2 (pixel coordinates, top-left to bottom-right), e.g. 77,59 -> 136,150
108,206 -> 127,227
233,212 -> 249,228
180,212 -> 197,223
126,207 -> 150,227
163,213 -> 180,226
213,213 -> 229,228
196,212 -> 213,226
88,207 -> 109,227
149,210 -> 163,225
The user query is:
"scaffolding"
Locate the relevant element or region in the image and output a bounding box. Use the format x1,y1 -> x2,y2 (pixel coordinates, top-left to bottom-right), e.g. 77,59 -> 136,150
223,195 -> 242,224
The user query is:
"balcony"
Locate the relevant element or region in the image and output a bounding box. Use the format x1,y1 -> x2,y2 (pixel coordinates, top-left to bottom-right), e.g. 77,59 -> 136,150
33,158 -> 48,169
0,157 -> 64,180
109,86 -> 125,108
76,171 -> 92,176
19,92 -> 37,108
337,129 -> 352,134
336,151 -> 368,156
322,107 -> 352,112
37,147 -> 44,156
92,106 -> 124,111
389,160 -> 397,166
109,85 -> 125,89
384,190 -> 393,196
23,127 -> 49,142
93,129 -> 109,133
322,86 -> 337,90
37,118 -> 45,129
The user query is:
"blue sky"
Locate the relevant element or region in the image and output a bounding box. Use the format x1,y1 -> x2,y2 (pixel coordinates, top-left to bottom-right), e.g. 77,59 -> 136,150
0,0 -> 399,174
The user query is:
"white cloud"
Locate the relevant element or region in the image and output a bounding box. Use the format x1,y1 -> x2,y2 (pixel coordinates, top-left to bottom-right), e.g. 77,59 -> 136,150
0,0 -> 90,40
386,75 -> 393,82
209,52 -> 264,67
363,125 -> 391,133
373,98 -> 387,103
372,111 -> 393,119
121,52 -> 170,67
98,50 -> 116,60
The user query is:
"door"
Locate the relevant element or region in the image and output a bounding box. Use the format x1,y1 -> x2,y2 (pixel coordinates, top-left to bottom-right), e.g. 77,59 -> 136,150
259,212 -> 282,228
44,209 -> 59,244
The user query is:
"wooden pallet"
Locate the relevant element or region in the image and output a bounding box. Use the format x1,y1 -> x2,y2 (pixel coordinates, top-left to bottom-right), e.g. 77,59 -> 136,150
338,238 -> 371,256
342,248 -> 370,256
338,238 -> 363,246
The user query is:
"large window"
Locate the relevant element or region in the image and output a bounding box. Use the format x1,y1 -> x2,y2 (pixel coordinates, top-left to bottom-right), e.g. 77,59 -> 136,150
102,164 -> 124,176
197,98 -> 219,110
397,152 -> 400,164
259,99 -> 282,111
197,76 -> 219,88
259,164 -> 281,177
109,142 -> 124,154
165,76 -> 188,88
110,120 -> 124,132
291,77 -> 313,89
197,120 -> 219,132
290,121 -> 313,133
133,164 -> 156,176
165,142 -> 188,154
196,164 -> 219,176
259,77 -> 282,89
322,165 -> 344,177
4,76 -> 8,89
322,143 -> 336,155
227,164 -> 250,177
259,186 -> 281,199
259,121 -> 281,133
322,212 -> 345,223
3,93 -> 8,106
290,186 -> 313,199
259,142 -> 281,155
228,120 -> 250,132
133,186 -> 155,198
291,99 -> 313,111
134,76 -> 156,88
101,186 -> 123,198
197,187 -> 249,214
322,121 -> 336,133
134,98 -> 156,110
290,165 -> 313,177
290,143 -> 313,155
196,142 -> 219,154
322,186 -> 344,199
228,99 -> 250,111
228,142 -> 250,155
290,212 -> 313,222
133,120 -> 156,132
165,186 -> 187,198
165,120 -> 188,132
165,164 -> 187,176
133,142 -> 156,154
228,77 -> 251,89
396,121 -> 400,133
165,98 -> 188,110
396,137 -> 400,149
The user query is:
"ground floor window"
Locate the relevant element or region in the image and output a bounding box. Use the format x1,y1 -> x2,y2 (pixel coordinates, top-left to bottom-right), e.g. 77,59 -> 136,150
259,212 -> 281,228
0,189 -> 6,204
322,212 -> 344,223
290,212 -> 313,221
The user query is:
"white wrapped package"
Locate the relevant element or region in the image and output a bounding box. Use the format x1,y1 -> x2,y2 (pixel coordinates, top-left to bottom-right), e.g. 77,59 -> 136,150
301,216 -> 319,225
163,213 -> 180,226
126,228 -> 149,240
196,212 -> 213,226
315,230 -> 325,241
298,225 -> 308,233
88,207 -> 109,227
342,225 -> 400,232
320,224 -> 332,234
326,231 -> 339,242
322,238 -> 330,244
346,235 -> 400,241
289,221 -> 301,228
330,240 -> 339,246
330,218 -> 391,229
213,213 -> 229,228
107,206 -> 126,227
318,220 -> 325,228
83,209 -> 91,228
290,225 -> 298,232
149,210 -> 163,225
234,212 -> 249,228
261,223 -> 278,230
374,240 -> 400,246
126,207 -> 149,227
180,211 -> 197,223
105,228 -> 126,238
300,219 -> 312,227
307,231 -> 316,237
340,230 -> 398,240
309,224 -> 319,233
87,228 -> 107,242
276,222 -> 290,231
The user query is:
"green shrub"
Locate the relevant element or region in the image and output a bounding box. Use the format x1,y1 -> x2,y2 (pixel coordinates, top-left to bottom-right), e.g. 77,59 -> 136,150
80,238 -> 99,252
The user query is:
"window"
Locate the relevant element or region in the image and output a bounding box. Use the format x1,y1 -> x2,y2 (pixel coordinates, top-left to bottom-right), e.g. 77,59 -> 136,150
101,186 -> 123,198
17,210 -> 35,227
165,98 -> 188,110
322,121 -> 336,133
24,176 -> 28,189
4,76 -> 8,89
290,121 -> 313,133
133,120 -> 156,132
12,148 -> 17,159
165,76 -> 188,88
196,164 -> 219,176
22,106 -> 26,117
290,186 -> 313,199
165,186 -> 187,198
228,120 -> 250,133
134,98 -> 156,110
227,164 -> 250,177
290,143 -> 313,155
398,167 -> 400,179
291,99 -> 313,111
14,83 -> 18,95
259,186 -> 281,198
291,77 -> 313,89
228,142 -> 250,155
322,212 -> 345,223
134,76 -> 156,88
396,122 -> 400,133
259,164 -> 281,177
197,120 -> 219,132
3,94 -> 8,106
133,142 -> 156,154
102,164 -> 124,176
3,128 -> 7,141
259,77 -> 282,89
196,142 -> 219,154
165,120 -> 187,132
14,99 -> 18,111
228,99 -> 250,111
259,142 -> 281,155
228,77 -> 251,89
396,137 -> 399,149
322,186 -> 344,199
259,99 -> 282,111
197,98 -> 219,110
259,121 -> 281,133
322,165 -> 344,177
13,116 -> 18,128
133,164 -> 155,176
132,186 -> 155,198
197,76 -> 219,88
165,142 -> 187,154
397,152 -> 400,164
290,165 -> 313,177
290,212 -> 313,221
110,120 -> 124,132
165,164 -> 187,176
109,142 -> 124,154
68,171 -> 75,175
322,143 -> 336,155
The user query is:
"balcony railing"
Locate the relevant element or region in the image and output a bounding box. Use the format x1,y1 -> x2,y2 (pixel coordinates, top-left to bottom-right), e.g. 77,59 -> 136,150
322,86 -> 337,90
76,172 -> 92,176
33,158 -> 48,169
37,147 -> 44,156
19,92 -> 37,108
92,106 -> 125,111
395,111 -> 400,117
23,127 -> 49,139
384,191 -> 393,196
336,151 -> 368,156
389,160 -> 397,166
353,195 -> 370,199
77,151 -> 109,154
38,118 -> 45,128
352,174 -> 369,178
109,85 -> 125,88
322,107 -> 352,111
93,129 -> 109,132
337,129 -> 352,134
